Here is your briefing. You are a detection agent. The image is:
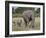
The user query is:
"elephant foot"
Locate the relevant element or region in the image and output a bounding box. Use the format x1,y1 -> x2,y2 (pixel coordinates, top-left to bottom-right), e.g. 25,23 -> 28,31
32,26 -> 34,29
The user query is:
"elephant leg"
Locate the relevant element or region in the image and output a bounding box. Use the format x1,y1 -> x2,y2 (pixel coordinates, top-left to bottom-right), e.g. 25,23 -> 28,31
23,18 -> 27,26
32,16 -> 35,29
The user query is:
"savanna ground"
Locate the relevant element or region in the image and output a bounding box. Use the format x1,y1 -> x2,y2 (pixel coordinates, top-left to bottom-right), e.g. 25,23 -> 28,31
12,17 -> 40,31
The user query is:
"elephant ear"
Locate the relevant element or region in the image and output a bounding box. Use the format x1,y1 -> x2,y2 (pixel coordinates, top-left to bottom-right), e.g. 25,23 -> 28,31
29,16 -> 32,22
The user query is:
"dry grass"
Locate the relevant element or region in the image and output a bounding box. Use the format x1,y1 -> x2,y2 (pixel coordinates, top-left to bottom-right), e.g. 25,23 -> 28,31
12,17 -> 40,31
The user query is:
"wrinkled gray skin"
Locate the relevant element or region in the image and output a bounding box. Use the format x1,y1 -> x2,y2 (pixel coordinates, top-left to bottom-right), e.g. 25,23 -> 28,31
23,10 -> 34,27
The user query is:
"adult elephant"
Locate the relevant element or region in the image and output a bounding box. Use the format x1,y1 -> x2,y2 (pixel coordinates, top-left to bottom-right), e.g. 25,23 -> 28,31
22,10 -> 35,28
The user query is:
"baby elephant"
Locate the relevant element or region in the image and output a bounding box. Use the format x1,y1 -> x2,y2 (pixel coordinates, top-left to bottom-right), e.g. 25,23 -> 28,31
17,20 -> 22,27
23,10 -> 34,28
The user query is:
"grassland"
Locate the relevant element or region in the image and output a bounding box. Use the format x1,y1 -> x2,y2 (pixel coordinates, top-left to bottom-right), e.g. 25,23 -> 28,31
12,17 -> 40,31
